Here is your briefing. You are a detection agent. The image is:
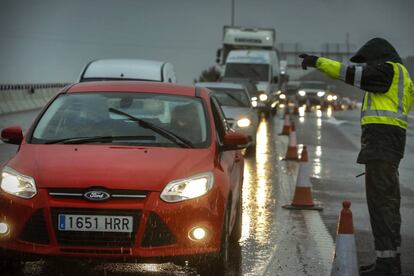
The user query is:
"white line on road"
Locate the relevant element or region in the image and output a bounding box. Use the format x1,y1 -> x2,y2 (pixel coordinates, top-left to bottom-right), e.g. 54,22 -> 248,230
259,132 -> 335,276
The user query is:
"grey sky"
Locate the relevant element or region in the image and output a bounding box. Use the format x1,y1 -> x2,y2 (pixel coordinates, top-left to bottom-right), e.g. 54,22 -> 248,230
1,0 -> 413,84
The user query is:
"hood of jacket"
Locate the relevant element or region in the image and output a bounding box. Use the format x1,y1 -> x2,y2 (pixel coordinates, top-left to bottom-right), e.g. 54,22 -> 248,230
350,37 -> 403,64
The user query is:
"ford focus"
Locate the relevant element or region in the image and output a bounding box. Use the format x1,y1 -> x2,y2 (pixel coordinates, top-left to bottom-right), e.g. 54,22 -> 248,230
0,81 -> 247,274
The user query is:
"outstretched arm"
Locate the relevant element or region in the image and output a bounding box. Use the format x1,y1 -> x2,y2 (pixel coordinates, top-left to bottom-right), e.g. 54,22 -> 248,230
300,54 -> 394,93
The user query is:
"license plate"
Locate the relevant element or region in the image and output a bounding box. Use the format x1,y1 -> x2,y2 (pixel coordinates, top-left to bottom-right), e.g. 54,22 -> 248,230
58,214 -> 133,233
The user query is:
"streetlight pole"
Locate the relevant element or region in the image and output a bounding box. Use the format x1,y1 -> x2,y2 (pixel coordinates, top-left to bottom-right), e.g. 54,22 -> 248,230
231,0 -> 235,26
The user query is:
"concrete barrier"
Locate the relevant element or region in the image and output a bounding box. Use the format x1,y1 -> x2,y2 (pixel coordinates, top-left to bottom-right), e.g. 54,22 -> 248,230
23,89 -> 38,110
0,83 -> 70,116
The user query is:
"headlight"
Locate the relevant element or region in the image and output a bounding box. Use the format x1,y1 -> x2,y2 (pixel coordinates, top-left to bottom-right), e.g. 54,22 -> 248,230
251,100 -> 258,107
317,91 -> 325,97
333,95 -> 338,100
237,118 -> 251,128
1,167 -> 37,199
259,94 -> 268,101
251,97 -> 258,101
279,94 -> 286,100
160,172 -> 214,203
298,90 -> 306,97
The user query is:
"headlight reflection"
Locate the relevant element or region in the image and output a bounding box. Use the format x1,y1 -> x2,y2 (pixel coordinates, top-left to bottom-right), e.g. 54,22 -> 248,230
241,119 -> 271,245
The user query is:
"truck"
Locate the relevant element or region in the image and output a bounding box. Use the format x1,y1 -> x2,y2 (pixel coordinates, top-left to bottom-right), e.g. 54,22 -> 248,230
215,26 -> 286,115
216,26 -> 276,65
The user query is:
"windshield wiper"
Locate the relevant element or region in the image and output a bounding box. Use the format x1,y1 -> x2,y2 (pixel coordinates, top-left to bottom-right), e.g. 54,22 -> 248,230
45,135 -> 156,144
108,108 -> 194,148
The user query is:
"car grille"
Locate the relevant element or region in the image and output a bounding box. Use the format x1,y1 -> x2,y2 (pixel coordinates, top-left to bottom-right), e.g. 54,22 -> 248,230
48,188 -> 148,201
51,208 -> 141,248
141,212 -> 176,247
19,209 -> 50,244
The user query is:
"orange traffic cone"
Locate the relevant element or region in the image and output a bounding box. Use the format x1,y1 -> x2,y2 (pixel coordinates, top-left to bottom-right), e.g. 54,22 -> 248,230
300,145 -> 308,162
283,122 -> 299,161
279,110 -> 291,135
282,160 -> 323,210
330,201 -> 359,276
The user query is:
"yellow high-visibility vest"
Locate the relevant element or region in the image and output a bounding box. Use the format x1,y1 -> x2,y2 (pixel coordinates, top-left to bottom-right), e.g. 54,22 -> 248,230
361,62 -> 413,129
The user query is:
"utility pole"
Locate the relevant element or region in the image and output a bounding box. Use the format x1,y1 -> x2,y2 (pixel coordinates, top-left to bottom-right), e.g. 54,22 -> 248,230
346,32 -> 350,63
231,0 -> 235,26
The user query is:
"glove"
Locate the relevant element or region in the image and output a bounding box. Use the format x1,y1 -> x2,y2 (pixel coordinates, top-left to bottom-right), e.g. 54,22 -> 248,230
299,54 -> 319,70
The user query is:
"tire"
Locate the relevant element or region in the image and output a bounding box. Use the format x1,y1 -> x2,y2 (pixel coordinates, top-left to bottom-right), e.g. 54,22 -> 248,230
245,142 -> 256,157
230,196 -> 242,242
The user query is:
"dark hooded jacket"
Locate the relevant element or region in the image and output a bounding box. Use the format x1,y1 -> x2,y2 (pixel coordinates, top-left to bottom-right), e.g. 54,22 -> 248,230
349,38 -> 406,164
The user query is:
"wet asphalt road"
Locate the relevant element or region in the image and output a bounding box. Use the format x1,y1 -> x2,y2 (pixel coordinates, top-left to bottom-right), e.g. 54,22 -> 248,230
1,107 -> 414,275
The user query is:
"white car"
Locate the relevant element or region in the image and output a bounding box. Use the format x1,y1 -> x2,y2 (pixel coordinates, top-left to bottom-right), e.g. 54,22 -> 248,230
78,59 -> 176,83
297,81 -> 327,106
196,82 -> 259,152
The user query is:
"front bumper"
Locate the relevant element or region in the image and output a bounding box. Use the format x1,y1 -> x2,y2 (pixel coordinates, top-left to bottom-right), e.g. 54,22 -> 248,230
0,187 -> 225,261
297,95 -> 323,105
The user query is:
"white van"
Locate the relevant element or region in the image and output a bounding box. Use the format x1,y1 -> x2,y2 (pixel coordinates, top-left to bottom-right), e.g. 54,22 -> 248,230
78,59 -> 176,83
223,50 -> 280,113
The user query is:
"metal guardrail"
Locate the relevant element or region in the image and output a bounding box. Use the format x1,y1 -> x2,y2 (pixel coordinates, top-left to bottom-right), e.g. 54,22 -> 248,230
0,83 -> 70,91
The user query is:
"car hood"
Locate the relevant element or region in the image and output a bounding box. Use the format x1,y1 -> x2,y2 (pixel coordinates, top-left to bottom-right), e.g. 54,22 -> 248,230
221,106 -> 251,120
8,144 -> 215,192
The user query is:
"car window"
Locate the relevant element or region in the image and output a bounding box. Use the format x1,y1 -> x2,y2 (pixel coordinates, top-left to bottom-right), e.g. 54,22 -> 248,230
31,92 -> 209,148
207,88 -> 251,107
224,63 -> 270,82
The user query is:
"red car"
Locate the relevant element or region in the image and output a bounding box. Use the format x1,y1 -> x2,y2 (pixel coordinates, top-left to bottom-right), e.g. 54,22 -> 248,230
0,81 -> 247,274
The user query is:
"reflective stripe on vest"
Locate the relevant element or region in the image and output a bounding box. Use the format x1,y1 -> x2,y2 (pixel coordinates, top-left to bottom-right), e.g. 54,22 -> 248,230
361,63 -> 407,128
354,66 -> 363,88
338,64 -> 363,87
376,250 -> 397,258
339,63 -> 347,81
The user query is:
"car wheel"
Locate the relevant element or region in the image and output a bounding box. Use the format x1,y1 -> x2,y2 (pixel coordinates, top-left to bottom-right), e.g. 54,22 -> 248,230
230,196 -> 242,242
245,146 -> 255,158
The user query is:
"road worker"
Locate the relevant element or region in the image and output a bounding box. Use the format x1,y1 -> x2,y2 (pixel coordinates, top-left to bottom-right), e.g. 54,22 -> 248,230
299,38 -> 414,276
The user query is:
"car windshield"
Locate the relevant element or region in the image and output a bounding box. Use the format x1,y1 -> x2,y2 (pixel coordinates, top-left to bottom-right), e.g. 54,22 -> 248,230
224,63 -> 269,82
31,92 -> 209,148
207,88 -> 251,107
300,82 -> 326,90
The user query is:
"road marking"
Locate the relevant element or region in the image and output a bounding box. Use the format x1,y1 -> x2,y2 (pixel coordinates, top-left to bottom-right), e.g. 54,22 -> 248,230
259,131 -> 335,276
324,116 -> 347,125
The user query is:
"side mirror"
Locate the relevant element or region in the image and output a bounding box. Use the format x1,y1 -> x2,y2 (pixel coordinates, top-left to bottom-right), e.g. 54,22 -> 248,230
273,76 -> 279,83
1,126 -> 23,145
221,132 -> 249,151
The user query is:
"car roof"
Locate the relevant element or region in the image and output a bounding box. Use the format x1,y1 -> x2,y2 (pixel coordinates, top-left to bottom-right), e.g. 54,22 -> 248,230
195,82 -> 245,89
67,81 -> 198,97
80,59 -> 168,82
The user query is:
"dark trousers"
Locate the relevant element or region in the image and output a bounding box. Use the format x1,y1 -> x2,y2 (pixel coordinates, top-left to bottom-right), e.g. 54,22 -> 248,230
365,160 -> 401,252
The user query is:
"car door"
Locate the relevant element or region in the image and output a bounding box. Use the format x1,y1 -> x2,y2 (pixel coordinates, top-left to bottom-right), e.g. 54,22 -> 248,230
210,96 -> 243,220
